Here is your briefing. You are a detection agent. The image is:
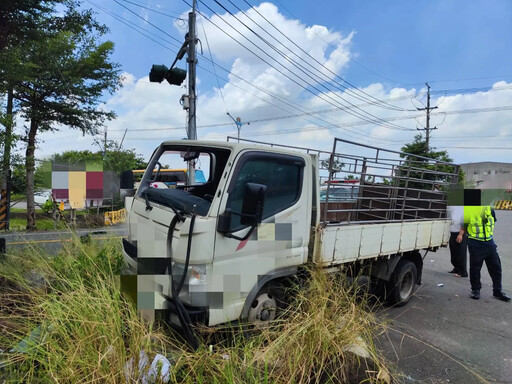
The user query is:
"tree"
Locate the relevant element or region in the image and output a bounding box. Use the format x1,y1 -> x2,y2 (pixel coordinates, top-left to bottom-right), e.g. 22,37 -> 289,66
0,1 -> 60,190
320,159 -> 345,179
8,3 -> 121,229
37,143 -> 147,184
399,134 -> 462,188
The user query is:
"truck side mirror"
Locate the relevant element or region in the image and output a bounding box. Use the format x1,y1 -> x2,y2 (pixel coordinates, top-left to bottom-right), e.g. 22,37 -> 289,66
240,183 -> 267,226
120,170 -> 135,198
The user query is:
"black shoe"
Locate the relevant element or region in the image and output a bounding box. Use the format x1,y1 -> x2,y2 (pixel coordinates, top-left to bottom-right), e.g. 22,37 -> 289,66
493,292 -> 511,302
470,290 -> 480,300
448,269 -> 459,274
457,272 -> 468,278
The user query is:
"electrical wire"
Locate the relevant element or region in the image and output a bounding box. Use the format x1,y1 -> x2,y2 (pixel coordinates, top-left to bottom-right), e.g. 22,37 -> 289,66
98,0 -> 405,143
271,0 -> 422,88
102,2 -> 430,140
239,0 -> 415,112
87,0 -> 182,52
112,0 -> 183,45
116,0 -> 186,19
196,2 -> 229,114
204,0 -> 414,130
194,0 -> 415,132
90,1 -> 512,147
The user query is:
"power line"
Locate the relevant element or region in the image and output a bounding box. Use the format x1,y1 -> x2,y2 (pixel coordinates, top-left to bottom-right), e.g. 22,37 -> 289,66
196,2 -> 228,114
240,0 -> 415,112
116,0 -> 186,19
195,0 -> 415,132
210,0 -> 415,127
92,2 -> 391,144
89,1 -> 512,147
87,0 -> 182,51
99,0 -> 380,140
270,0 -> 421,88
112,0 -> 183,45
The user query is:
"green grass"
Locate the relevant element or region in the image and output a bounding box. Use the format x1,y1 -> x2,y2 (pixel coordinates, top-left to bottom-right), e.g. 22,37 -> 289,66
7,208 -> 105,231
8,217 -> 68,231
0,240 -> 392,383
0,238 -> 170,383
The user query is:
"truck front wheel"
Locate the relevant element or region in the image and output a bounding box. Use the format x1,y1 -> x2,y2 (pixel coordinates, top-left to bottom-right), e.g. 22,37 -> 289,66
247,284 -> 285,324
386,259 -> 417,306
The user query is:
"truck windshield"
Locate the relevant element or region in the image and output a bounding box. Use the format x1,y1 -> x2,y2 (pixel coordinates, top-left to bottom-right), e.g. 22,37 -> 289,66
137,145 -> 231,216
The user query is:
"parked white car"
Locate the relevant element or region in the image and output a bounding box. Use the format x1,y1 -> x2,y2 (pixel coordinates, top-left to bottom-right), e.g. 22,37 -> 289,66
34,191 -> 52,205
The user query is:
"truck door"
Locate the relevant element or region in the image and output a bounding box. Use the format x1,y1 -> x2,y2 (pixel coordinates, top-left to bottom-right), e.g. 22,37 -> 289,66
213,151 -> 311,304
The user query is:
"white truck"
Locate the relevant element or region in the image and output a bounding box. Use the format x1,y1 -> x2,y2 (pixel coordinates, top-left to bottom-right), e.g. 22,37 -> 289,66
122,137 -> 459,332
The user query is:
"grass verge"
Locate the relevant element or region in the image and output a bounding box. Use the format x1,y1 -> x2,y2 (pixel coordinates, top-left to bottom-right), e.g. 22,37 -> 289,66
0,238 -> 171,383
0,240 -> 391,383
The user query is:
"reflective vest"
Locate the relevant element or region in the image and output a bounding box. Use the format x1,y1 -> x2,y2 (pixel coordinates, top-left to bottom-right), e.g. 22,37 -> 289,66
466,206 -> 494,241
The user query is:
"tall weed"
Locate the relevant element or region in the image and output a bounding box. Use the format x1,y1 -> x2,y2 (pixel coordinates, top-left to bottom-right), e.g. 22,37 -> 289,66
1,241 -> 390,383
0,237 -> 168,383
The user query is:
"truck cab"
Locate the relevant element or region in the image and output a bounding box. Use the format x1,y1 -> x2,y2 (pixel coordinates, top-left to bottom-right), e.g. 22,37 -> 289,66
123,140 -> 313,327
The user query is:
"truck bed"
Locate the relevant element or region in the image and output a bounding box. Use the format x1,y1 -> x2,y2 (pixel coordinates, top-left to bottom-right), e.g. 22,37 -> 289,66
316,219 -> 450,265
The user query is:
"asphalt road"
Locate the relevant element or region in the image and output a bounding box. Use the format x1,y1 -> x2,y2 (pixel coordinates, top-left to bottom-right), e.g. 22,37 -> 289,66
378,210 -> 512,383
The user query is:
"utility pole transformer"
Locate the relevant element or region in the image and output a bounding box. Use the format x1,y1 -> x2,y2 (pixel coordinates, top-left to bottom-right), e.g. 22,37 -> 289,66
417,82 -> 438,150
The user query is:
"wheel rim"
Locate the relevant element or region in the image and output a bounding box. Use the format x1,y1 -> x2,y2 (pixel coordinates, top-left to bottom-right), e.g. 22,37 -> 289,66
248,293 -> 277,323
399,270 -> 414,300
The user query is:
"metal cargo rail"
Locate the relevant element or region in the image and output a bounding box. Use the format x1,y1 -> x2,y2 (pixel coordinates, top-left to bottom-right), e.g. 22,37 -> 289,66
227,136 -> 460,226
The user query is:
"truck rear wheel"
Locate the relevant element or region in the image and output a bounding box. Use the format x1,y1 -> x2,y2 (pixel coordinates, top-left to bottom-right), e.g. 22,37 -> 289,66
386,259 -> 417,306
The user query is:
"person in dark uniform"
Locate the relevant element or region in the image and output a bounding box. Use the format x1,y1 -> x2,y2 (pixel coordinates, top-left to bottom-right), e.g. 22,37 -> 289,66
447,205 -> 468,277
464,205 -> 510,301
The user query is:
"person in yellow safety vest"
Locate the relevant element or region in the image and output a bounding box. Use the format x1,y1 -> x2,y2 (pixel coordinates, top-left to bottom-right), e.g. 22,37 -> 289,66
464,206 -> 510,301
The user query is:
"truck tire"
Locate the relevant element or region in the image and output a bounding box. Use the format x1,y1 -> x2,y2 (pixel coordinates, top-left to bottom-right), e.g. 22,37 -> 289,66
247,284 -> 285,324
386,259 -> 417,306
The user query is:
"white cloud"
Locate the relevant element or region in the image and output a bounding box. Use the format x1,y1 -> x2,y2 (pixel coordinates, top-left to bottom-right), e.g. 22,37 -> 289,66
22,4 -> 512,169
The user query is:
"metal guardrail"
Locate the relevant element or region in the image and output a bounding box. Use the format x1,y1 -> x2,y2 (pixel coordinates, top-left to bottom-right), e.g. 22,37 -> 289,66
495,200 -> 512,210
104,208 -> 127,225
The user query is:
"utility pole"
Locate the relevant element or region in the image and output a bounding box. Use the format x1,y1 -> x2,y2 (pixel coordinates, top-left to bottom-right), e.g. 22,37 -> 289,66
416,82 -> 438,150
186,0 -> 197,184
148,0 -> 197,183
187,0 -> 197,141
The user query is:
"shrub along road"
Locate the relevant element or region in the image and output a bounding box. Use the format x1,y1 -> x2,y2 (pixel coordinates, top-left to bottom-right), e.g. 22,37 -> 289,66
378,210 -> 512,383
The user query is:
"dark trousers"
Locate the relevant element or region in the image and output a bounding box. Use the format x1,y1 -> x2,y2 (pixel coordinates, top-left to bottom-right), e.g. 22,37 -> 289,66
468,238 -> 503,293
449,232 -> 467,274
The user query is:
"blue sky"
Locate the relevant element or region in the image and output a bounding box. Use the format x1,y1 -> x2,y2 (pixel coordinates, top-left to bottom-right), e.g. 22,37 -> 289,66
34,0 -> 512,166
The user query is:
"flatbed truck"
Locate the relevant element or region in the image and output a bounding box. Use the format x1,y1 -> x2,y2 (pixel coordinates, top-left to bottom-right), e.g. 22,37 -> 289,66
122,137 -> 459,331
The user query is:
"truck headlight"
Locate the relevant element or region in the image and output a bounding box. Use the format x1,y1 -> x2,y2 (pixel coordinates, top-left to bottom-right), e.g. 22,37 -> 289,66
189,265 -> 207,286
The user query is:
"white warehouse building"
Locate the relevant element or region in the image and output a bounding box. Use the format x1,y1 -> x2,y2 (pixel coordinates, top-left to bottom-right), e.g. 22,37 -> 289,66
460,162 -> 512,190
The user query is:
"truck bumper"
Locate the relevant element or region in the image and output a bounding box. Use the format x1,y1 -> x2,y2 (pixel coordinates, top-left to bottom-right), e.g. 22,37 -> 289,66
165,298 -> 208,329
122,238 -> 209,328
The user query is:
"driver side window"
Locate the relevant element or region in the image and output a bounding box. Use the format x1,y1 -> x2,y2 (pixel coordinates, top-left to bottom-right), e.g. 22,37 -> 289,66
226,153 -> 304,231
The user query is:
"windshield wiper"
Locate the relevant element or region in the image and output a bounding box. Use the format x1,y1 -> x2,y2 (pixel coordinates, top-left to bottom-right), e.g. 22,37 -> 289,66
143,190 -> 185,221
